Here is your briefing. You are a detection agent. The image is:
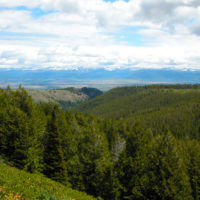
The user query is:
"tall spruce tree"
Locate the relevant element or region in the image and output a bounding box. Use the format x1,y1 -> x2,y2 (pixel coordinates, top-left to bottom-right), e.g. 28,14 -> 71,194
137,132 -> 193,200
117,124 -> 192,200
43,105 -> 68,185
77,116 -> 111,197
180,139 -> 200,200
116,122 -> 152,200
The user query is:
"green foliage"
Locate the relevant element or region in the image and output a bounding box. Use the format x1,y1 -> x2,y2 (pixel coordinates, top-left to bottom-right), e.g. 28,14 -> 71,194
36,191 -> 60,200
73,84 -> 200,117
74,84 -> 200,139
117,129 -> 192,200
1,85 -> 200,200
144,133 -> 192,200
0,87 -> 45,172
79,87 -> 103,99
179,139 -> 200,200
43,105 -> 69,185
0,162 -> 96,200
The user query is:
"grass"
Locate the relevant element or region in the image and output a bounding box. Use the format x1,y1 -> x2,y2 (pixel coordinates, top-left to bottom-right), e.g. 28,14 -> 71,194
0,163 -> 96,200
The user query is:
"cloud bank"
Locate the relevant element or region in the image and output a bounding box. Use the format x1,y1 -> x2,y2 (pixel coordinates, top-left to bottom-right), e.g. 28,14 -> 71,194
0,0 -> 200,70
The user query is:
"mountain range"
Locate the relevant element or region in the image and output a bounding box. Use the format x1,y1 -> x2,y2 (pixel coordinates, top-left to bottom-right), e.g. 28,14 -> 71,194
0,68 -> 200,90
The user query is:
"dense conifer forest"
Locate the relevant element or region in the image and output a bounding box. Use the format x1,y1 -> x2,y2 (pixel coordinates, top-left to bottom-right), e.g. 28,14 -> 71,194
1,85 -> 200,200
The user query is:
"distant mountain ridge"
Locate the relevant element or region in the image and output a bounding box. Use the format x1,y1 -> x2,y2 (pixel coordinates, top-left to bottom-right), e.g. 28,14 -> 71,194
0,68 -> 200,90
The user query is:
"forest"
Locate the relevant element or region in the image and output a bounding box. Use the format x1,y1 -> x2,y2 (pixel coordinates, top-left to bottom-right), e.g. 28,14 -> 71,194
0,85 -> 200,200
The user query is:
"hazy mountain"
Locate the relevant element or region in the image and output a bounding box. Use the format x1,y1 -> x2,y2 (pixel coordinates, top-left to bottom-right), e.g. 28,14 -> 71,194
0,68 -> 200,90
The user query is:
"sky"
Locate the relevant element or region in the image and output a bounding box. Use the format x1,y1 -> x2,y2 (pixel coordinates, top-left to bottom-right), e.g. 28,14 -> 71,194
0,0 -> 200,70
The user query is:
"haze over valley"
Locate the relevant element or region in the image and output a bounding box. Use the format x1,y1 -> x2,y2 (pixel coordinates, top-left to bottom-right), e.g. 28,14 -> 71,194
1,68 -> 200,90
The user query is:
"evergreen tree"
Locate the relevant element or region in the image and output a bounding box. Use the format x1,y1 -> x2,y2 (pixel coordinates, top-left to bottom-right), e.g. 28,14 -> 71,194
180,139 -> 200,200
117,125 -> 192,200
77,120 -> 111,197
43,105 -> 68,185
24,107 -> 46,173
0,106 -> 29,168
137,132 -> 192,200
100,164 -> 121,200
116,122 -> 152,199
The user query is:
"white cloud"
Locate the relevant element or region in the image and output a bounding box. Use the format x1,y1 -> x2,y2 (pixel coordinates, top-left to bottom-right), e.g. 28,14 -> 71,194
0,0 -> 200,70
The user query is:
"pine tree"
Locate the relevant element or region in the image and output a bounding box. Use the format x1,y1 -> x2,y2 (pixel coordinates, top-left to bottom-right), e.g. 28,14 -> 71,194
43,105 -> 68,185
180,139 -> 200,200
77,119 -> 111,197
116,122 -> 152,200
140,132 -> 192,200
101,164 -> 121,200
117,124 -> 192,200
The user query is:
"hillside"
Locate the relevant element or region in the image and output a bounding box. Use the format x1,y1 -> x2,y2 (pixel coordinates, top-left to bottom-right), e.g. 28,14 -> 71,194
73,85 -> 200,138
28,87 -> 103,110
73,84 -> 200,118
0,162 -> 95,200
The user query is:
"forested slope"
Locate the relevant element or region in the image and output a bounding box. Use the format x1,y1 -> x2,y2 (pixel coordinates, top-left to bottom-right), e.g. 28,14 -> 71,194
1,86 -> 200,200
73,85 -> 200,139
73,84 -> 200,118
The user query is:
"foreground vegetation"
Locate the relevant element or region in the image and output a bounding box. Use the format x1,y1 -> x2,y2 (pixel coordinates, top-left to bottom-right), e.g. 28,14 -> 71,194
0,163 -> 95,200
0,85 -> 200,199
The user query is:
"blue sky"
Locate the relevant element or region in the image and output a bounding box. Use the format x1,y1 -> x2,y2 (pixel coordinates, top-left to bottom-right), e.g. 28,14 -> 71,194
0,0 -> 200,70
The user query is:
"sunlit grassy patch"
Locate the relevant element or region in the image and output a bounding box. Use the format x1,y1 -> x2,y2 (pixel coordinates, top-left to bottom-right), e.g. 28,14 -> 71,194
0,163 -> 95,200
